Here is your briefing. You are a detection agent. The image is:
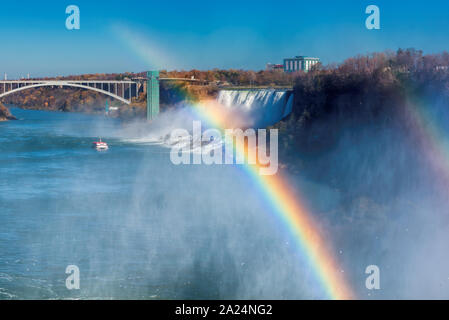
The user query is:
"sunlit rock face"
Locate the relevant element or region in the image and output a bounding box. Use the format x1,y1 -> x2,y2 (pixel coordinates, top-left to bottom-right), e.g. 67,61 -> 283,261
0,103 -> 17,121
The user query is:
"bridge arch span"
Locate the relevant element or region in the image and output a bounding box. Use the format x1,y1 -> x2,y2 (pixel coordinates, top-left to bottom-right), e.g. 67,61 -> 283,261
0,81 -> 132,105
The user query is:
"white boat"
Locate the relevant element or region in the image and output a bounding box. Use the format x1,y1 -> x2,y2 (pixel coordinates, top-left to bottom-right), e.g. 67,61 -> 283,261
92,138 -> 109,150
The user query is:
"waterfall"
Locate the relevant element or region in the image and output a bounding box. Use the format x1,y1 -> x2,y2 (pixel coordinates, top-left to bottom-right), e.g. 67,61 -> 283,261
216,89 -> 294,128
283,93 -> 294,118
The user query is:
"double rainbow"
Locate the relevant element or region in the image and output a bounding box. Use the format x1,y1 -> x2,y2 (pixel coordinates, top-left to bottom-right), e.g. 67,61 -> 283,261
405,96 -> 449,180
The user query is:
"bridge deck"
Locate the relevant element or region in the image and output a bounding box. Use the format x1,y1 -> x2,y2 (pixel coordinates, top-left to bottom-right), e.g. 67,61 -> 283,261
0,73 -> 207,117
0,80 -> 136,84
0,80 -> 141,105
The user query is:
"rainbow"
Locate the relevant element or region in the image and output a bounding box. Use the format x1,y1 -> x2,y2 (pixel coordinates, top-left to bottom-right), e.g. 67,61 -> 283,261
187,100 -> 354,299
110,25 -> 354,298
111,23 -> 176,70
402,95 -> 449,190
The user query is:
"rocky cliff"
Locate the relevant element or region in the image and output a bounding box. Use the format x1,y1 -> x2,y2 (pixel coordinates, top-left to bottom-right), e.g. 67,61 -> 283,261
0,103 -> 17,121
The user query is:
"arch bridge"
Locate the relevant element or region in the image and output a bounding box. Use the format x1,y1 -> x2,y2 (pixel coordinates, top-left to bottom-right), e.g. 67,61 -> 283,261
0,80 -> 140,105
0,71 -> 209,121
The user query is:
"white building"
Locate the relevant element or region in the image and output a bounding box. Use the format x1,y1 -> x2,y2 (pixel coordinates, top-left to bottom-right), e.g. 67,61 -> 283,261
284,56 -> 320,73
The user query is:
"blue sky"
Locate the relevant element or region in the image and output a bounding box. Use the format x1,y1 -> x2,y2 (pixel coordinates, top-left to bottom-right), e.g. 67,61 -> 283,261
0,0 -> 449,77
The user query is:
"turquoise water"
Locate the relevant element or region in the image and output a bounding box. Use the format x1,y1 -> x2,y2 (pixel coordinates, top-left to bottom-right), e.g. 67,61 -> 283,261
4,107 -> 448,299
0,107 -> 322,300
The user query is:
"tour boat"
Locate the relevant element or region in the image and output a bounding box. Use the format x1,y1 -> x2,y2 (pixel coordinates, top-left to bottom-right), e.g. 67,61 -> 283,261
92,138 -> 109,150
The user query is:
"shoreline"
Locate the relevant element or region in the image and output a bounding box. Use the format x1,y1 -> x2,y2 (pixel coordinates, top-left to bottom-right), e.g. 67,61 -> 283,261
0,103 -> 17,121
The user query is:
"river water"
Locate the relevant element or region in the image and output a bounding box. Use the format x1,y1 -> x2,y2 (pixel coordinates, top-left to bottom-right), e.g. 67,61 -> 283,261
0,107 -> 329,299
3,106 -> 449,300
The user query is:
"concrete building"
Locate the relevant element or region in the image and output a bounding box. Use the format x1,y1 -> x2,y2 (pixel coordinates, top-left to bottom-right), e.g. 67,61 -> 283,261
283,56 -> 320,73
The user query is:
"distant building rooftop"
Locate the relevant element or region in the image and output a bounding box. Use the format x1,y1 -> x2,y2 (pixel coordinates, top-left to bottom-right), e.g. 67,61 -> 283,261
295,56 -> 319,60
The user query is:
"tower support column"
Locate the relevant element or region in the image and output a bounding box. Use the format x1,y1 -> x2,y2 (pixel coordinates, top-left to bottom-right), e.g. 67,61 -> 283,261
146,71 -> 160,121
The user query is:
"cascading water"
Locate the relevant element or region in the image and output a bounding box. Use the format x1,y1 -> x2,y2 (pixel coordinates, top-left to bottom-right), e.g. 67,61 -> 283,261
216,89 -> 294,128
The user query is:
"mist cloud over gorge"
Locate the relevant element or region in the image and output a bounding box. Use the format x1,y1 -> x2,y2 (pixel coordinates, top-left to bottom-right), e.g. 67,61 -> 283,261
61,85 -> 449,299
107,84 -> 449,298
277,80 -> 449,298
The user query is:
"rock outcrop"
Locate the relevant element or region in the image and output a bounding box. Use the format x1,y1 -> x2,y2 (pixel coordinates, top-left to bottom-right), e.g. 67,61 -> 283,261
0,103 -> 17,121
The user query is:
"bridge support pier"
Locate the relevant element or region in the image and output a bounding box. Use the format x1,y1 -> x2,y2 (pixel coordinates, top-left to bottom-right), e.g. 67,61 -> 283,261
147,71 -> 160,121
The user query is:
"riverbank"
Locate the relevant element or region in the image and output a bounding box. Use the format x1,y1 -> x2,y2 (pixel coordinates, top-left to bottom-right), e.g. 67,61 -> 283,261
0,103 -> 17,121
